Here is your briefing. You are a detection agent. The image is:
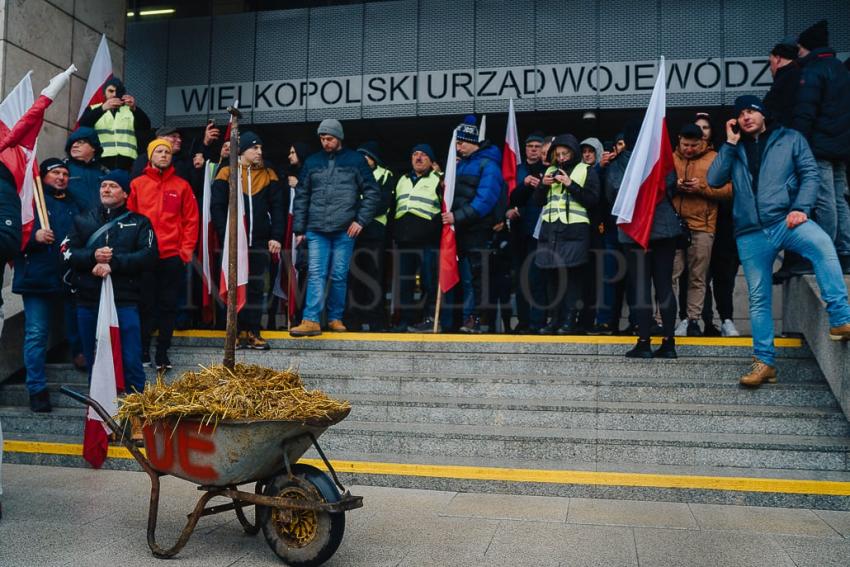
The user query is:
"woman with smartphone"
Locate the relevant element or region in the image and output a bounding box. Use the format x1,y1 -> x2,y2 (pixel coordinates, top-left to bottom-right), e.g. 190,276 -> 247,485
533,134 -> 600,334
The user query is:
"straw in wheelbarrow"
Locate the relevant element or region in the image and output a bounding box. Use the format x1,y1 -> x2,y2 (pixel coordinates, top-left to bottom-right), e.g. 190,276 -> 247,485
116,363 -> 351,427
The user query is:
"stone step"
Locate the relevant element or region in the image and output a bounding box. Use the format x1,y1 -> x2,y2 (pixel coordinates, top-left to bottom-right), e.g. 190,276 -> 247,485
3,384 -> 847,437
3,408 -> 848,472
144,349 -> 827,382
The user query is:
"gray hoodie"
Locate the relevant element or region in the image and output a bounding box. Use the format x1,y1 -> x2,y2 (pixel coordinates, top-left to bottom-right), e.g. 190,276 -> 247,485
580,137 -> 604,166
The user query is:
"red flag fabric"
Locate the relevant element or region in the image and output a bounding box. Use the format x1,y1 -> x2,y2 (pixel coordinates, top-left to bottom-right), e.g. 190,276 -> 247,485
438,131 -> 460,293
77,34 -> 112,124
502,98 -> 520,197
83,275 -> 124,469
611,57 -> 674,249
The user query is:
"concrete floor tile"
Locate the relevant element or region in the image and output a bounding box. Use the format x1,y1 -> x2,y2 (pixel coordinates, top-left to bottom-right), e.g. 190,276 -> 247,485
485,521 -> 638,567
634,528 -> 796,567
567,498 -> 697,529
770,535 -> 850,567
689,503 -> 841,537
441,492 -> 569,522
814,509 -> 850,538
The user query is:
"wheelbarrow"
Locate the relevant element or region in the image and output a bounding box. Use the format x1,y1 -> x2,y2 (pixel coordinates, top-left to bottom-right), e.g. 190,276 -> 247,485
60,387 -> 363,567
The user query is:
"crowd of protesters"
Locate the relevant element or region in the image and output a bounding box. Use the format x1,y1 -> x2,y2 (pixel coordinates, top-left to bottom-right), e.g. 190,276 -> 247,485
3,20 -> 850,417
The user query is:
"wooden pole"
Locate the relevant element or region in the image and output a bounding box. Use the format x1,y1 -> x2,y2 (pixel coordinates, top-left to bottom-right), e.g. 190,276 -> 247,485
223,107 -> 241,370
33,176 -> 50,231
433,290 -> 442,333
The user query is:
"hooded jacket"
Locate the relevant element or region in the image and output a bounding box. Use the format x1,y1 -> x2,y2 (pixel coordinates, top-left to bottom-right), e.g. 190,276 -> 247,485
128,164 -> 199,262
452,141 -> 504,231
12,184 -> 82,295
707,127 -> 820,237
65,204 -> 158,306
211,162 -> 285,247
671,143 -> 732,234
763,61 -> 801,128
293,147 -> 381,234
792,47 -> 850,160
65,127 -> 109,212
0,165 -> 21,264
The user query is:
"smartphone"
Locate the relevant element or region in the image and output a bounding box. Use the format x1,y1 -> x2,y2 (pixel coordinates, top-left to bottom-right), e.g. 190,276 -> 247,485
731,121 -> 740,134
603,140 -> 614,152
207,119 -> 216,127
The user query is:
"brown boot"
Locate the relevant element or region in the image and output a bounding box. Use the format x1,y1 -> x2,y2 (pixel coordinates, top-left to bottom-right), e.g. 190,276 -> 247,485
829,323 -> 850,341
739,359 -> 777,388
290,320 -> 322,337
328,320 -> 347,332
130,417 -> 145,445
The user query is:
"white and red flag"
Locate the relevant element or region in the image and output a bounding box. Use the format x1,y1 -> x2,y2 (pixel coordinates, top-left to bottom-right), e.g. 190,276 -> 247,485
438,130 -> 460,293
502,98 -> 520,197
611,56 -> 674,249
83,274 -> 124,469
199,160 -> 218,321
219,164 -> 249,311
77,34 -> 112,123
0,65 -> 76,246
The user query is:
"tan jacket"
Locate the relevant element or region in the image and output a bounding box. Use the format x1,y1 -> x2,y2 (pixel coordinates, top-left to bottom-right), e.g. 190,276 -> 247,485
671,145 -> 732,233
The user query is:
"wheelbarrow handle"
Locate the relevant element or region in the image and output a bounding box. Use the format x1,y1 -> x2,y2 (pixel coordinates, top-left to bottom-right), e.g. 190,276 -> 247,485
59,386 -> 123,433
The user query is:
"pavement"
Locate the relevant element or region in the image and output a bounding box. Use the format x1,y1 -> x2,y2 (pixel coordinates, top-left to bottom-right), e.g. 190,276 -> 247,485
1,464 -> 850,567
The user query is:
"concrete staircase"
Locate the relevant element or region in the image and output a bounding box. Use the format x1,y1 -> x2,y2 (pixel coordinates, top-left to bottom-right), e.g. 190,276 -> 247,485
3,334 -> 850,509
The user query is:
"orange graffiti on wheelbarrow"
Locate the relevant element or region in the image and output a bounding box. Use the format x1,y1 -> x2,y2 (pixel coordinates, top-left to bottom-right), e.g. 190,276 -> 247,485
143,422 -> 219,482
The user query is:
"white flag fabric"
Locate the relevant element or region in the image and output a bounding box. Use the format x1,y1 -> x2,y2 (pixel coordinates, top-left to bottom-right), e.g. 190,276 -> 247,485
89,274 -> 122,423
201,160 -> 215,303
77,34 -> 113,121
478,115 -> 487,142
219,164 -> 249,310
0,73 -> 35,232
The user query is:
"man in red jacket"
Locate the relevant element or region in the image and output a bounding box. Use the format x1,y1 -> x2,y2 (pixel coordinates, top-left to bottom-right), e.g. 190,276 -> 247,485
128,138 -> 199,371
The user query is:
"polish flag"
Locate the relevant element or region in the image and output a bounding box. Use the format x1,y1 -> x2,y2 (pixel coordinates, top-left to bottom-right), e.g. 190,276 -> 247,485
285,186 -> 298,321
611,56 -> 674,249
83,274 -> 125,469
439,130 -> 460,293
0,65 -> 76,247
502,98 -> 520,197
199,160 -> 218,321
77,34 -> 112,122
219,164 -> 249,311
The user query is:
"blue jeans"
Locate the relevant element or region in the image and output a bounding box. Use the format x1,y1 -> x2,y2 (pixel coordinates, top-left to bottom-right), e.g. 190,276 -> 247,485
303,231 -> 356,323
737,219 -> 850,366
77,305 -> 147,394
23,295 -> 80,396
814,159 -> 850,256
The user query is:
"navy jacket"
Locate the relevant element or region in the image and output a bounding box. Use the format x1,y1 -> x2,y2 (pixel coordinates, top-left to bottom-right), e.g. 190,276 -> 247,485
66,157 -> 109,212
452,142 -> 504,231
0,168 -> 21,264
13,186 -> 81,295
707,127 -> 820,237
294,147 -> 380,234
512,160 -> 546,237
792,48 -> 850,160
763,62 -> 801,128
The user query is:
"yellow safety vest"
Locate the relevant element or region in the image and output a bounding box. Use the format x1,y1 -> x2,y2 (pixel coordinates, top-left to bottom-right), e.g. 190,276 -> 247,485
93,104 -> 137,160
541,163 -> 590,225
394,172 -> 441,221
371,165 -> 391,226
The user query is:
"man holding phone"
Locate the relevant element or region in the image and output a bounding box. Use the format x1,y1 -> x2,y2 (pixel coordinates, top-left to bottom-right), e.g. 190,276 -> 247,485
707,95 -> 850,387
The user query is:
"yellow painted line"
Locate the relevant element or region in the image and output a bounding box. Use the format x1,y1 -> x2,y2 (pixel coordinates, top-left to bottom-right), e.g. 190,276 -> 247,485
5,440 -> 846,496
173,330 -> 802,349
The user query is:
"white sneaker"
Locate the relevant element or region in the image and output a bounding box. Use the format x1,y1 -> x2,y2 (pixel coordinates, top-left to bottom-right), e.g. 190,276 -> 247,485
721,319 -> 741,337
674,319 -> 689,337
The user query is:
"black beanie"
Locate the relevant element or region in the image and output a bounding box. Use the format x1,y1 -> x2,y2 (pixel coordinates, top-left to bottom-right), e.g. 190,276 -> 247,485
239,131 -> 262,154
40,158 -> 68,179
103,76 -> 126,98
100,169 -> 131,195
357,141 -> 383,165
678,124 -> 704,140
771,37 -> 798,60
798,20 -> 828,51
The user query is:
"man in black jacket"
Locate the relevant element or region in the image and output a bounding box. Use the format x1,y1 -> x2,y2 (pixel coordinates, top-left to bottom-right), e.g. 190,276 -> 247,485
0,164 -> 21,338
793,20 -> 850,273
763,37 -> 800,128
211,132 -> 284,349
65,170 -> 158,394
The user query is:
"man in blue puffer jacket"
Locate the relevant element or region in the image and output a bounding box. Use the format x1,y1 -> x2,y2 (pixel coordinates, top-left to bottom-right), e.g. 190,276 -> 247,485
708,96 -> 850,388
442,116 -> 504,333
13,159 -> 84,412
290,119 -> 380,337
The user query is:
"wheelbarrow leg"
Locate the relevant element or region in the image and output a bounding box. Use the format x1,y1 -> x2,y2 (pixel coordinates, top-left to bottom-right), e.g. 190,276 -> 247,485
232,482 -> 262,535
146,472 -> 221,558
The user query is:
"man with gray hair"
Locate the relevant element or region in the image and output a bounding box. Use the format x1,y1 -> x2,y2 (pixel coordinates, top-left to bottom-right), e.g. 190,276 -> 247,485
290,119 -> 380,336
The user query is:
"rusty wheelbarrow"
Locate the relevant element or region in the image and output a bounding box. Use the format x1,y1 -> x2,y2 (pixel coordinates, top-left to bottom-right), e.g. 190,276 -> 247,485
60,387 -> 363,567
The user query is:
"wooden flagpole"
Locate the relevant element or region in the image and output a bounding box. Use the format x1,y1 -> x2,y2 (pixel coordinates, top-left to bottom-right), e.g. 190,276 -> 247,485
33,176 -> 50,231
223,106 -> 241,370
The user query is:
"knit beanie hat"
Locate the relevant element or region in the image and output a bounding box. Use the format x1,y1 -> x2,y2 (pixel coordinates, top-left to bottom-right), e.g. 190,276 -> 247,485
411,143 -> 436,162
64,127 -> 102,156
101,169 -> 131,195
239,130 -> 262,154
798,20 -> 828,51
455,115 -> 480,144
39,157 -> 68,178
734,95 -> 766,117
317,118 -> 344,140
678,123 -> 704,140
771,35 -> 798,60
357,141 -> 383,165
147,138 -> 173,160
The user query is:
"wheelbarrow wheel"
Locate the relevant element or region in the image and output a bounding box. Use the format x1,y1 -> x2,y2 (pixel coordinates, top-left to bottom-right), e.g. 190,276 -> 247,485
259,464 -> 345,566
